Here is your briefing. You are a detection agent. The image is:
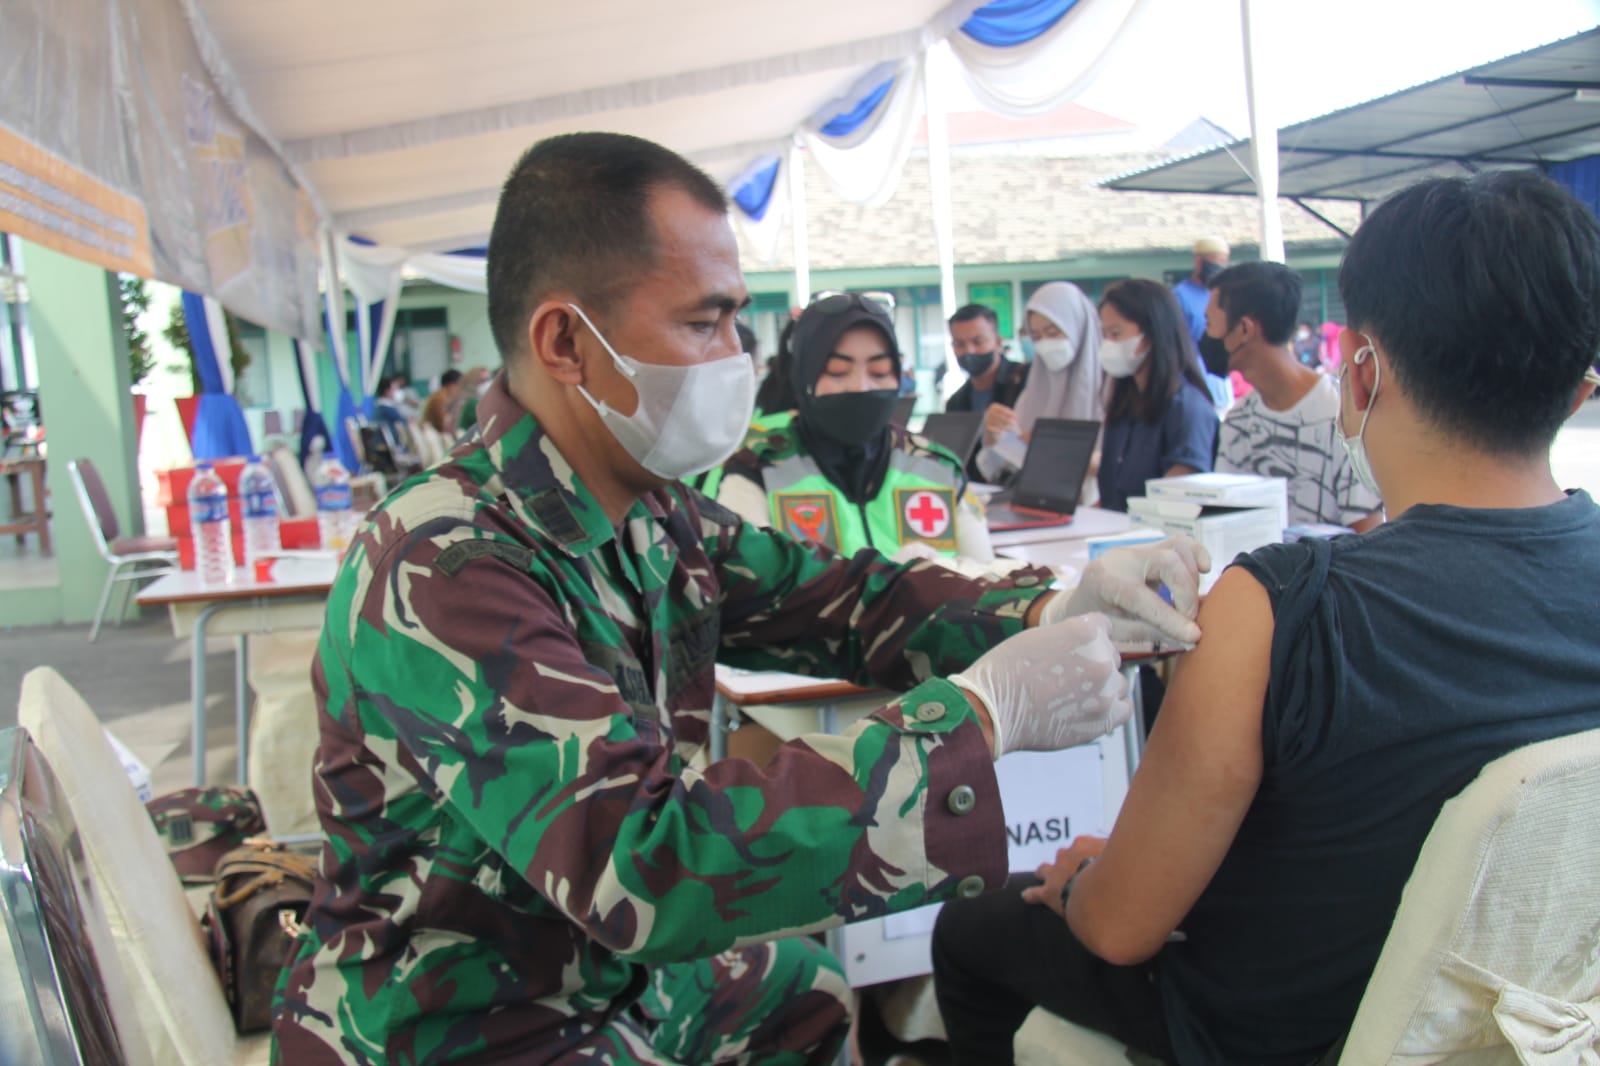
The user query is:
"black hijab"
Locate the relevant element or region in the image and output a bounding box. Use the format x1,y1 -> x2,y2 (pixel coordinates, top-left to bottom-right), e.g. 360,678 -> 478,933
789,295 -> 902,504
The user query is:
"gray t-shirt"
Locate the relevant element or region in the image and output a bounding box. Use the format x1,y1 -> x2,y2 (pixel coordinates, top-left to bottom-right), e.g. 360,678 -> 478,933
1217,375 -> 1381,527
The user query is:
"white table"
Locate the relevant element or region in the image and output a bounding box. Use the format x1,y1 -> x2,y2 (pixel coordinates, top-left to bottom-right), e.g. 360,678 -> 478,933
137,558 -> 336,787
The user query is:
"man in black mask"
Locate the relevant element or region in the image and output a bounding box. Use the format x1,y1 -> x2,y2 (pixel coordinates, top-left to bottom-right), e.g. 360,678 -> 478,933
1174,235 -> 1236,409
717,292 -> 997,564
946,304 -> 1029,419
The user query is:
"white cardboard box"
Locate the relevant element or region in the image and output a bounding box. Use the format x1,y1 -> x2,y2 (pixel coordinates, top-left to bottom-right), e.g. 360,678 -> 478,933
1145,472 -> 1289,532
1129,473 -> 1288,591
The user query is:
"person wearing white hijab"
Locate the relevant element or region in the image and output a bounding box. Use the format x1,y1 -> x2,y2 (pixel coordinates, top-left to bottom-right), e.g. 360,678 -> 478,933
983,282 -> 1104,446
977,282 -> 1104,483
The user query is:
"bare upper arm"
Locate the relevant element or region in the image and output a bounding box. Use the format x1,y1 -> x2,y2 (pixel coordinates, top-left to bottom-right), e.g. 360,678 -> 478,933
1066,564 -> 1274,964
1164,462 -> 1202,478
1350,510 -> 1385,534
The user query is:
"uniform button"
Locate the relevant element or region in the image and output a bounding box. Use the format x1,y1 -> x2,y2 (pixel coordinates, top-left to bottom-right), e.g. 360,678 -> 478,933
946,785 -> 977,815
1014,575 -> 1040,588
957,875 -> 986,899
914,701 -> 946,723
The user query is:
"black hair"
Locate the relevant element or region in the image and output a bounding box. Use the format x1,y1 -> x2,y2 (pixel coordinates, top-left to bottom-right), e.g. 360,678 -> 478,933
440,369 -> 463,387
1339,170 -> 1600,455
1209,261 -> 1303,346
736,321 -> 758,358
486,132 -> 728,362
949,303 -> 999,329
1099,279 -> 1210,424
753,318 -> 800,415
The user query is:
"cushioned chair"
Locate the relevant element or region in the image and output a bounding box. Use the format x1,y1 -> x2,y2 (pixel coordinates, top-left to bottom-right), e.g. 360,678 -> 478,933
17,668 -> 272,1066
67,458 -> 178,641
1014,727 -> 1600,1065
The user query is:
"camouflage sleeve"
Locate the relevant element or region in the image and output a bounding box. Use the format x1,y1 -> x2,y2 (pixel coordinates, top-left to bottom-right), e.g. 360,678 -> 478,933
687,489 -> 1052,690
331,513 -> 1008,965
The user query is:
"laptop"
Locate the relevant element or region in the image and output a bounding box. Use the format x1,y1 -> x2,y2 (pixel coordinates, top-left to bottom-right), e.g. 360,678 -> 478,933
891,395 -> 916,427
920,411 -> 984,466
984,418 -> 1101,530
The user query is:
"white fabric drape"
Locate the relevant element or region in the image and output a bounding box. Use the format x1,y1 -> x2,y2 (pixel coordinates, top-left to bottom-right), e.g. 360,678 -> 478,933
946,0 -> 1152,116
320,231 -> 353,392
801,60 -> 927,208
730,156 -> 792,267
199,294 -> 234,394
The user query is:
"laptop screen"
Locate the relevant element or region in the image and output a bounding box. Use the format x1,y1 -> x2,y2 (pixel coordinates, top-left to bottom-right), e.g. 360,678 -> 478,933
920,412 -> 984,463
1012,419 -> 1101,512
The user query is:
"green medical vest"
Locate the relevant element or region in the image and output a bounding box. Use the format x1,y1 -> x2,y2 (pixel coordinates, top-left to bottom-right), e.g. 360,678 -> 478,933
762,443 -> 965,558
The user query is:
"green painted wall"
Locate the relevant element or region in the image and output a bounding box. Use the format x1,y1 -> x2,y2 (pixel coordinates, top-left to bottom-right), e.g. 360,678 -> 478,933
8,241 -> 140,625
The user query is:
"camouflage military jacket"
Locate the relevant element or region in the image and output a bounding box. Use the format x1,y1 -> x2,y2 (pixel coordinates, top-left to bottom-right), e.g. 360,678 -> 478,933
272,381 -> 1050,1064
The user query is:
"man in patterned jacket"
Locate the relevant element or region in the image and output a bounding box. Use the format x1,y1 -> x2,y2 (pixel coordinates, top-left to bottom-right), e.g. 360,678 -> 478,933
272,132 -> 1209,1065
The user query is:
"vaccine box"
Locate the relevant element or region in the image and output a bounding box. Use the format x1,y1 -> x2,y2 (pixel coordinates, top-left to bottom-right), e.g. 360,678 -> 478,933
1128,474 -> 1288,591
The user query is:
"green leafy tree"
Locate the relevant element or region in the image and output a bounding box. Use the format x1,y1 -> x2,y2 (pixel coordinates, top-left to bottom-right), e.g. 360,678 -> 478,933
119,274 -> 157,386
163,299 -> 251,395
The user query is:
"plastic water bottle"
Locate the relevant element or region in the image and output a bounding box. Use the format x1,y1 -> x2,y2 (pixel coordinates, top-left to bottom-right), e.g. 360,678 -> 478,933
239,455 -> 281,569
187,463 -> 232,586
313,457 -> 357,552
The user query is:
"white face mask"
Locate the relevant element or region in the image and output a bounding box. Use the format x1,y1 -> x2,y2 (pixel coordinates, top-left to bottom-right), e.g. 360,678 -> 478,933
1032,337 -> 1074,371
1335,334 -> 1383,498
1099,334 -> 1147,379
568,303 -> 755,480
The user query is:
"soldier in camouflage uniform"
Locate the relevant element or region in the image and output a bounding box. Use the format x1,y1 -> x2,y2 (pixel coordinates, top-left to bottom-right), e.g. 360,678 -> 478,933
272,132 -> 1205,1065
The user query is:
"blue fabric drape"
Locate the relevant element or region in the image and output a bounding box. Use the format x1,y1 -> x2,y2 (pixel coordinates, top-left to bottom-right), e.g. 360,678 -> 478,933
1548,156 -> 1600,218
180,291 -> 254,459
322,309 -> 362,473
960,0 -> 1079,47
293,342 -> 332,468
731,155 -> 782,222
820,76 -> 895,137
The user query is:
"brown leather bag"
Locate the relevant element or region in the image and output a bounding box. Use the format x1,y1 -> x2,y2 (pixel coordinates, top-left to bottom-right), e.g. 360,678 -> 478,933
202,841 -> 317,1032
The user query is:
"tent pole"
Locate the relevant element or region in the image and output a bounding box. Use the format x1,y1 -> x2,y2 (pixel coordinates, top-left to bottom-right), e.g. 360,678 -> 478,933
1240,0 -> 1286,262
924,45 -> 959,403
788,141 -> 811,308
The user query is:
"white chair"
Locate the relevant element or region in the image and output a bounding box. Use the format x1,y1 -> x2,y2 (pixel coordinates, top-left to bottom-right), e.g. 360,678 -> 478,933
1015,728 -> 1600,1065
266,443 -> 316,518
67,458 -> 178,641
1340,726 -> 1600,1064
18,667 -> 272,1066
0,724 -> 152,1065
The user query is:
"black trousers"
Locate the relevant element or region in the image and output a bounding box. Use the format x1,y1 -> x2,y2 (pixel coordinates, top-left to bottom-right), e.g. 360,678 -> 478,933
932,876 -> 1176,1065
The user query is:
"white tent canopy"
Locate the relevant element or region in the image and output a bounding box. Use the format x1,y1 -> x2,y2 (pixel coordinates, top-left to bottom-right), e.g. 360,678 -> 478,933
197,0 -> 1146,253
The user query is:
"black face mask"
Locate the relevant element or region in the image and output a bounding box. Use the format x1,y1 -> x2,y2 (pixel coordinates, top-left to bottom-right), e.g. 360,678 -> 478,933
1197,333 -> 1232,378
804,389 -> 900,448
956,351 -> 997,378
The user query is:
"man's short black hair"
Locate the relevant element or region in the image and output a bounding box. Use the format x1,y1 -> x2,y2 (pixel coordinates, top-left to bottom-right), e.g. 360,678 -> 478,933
1339,170 -> 1600,455
1210,262 -> 1302,345
486,132 -> 728,362
949,304 -> 999,330
440,369 -> 463,387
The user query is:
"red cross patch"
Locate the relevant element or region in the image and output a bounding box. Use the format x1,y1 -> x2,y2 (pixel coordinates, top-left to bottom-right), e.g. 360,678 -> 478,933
895,487 -> 958,551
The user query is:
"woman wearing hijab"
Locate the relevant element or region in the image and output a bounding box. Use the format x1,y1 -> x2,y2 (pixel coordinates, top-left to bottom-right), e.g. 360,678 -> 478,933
1095,279 -> 1219,511
717,293 -> 995,564
978,281 -> 1104,482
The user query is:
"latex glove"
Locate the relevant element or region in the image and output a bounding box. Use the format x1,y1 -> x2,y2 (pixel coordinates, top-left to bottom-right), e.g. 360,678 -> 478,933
951,613 -> 1129,758
1042,536 -> 1211,646
888,541 -> 943,565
